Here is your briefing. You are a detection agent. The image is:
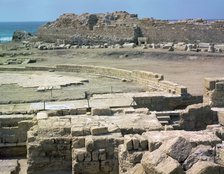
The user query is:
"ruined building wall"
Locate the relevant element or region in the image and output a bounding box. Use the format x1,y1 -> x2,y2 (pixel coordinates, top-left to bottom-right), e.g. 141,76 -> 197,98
56,64 -> 187,96
37,12 -> 224,44
204,78 -> 224,107
139,20 -> 224,43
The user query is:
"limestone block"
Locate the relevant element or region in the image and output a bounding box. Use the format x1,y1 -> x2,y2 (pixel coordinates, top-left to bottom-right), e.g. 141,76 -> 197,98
83,126 -> 91,135
183,145 -> 215,170
82,161 -> 100,174
99,149 -> 106,161
72,137 -> 85,148
139,138 -> 148,151
123,43 -> 136,48
76,108 -> 87,115
92,150 -> 99,161
93,137 -> 106,149
141,150 -> 184,174
129,152 -> 144,164
128,164 -> 145,174
0,159 -> 19,174
73,149 -> 85,162
132,137 -> 140,150
69,109 -> 77,115
62,109 -> 69,116
180,103 -> 216,131
85,151 -> 92,162
85,137 -> 94,152
36,111 -> 48,120
148,140 -> 162,152
204,78 -> 216,90
100,160 -> 114,172
216,82 -> 224,91
216,144 -> 224,166
159,136 -> 192,162
4,134 -> 17,143
186,161 -> 224,174
90,126 -> 108,135
124,135 -> 133,151
71,127 -> 84,136
91,107 -> 112,116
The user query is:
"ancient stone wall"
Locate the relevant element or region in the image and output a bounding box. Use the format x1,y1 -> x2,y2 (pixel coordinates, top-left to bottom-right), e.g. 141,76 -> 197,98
56,64 -> 187,96
38,12 -> 224,44
0,115 -> 33,157
204,78 -> 224,107
139,21 -> 224,43
179,103 -> 218,131
26,114 -> 224,173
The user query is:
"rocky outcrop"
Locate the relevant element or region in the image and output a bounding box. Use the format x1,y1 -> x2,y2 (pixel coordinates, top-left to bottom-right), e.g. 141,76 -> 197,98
12,30 -> 33,42
38,11 -> 224,44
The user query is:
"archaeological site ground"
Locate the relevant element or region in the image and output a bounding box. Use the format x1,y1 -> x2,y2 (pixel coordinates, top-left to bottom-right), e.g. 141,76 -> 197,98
0,11 -> 224,174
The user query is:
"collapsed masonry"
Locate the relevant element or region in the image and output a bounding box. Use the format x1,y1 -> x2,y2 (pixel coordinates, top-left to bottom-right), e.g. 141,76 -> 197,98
0,66 -> 224,173
38,11 -> 224,44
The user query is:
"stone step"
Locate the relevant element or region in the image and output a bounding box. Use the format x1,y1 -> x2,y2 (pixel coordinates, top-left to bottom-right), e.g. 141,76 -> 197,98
172,123 -> 181,130
156,112 -> 180,117
157,115 -> 171,121
159,121 -> 169,126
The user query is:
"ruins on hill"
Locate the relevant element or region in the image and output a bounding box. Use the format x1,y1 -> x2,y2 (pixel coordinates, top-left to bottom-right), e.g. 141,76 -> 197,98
38,11 -> 224,45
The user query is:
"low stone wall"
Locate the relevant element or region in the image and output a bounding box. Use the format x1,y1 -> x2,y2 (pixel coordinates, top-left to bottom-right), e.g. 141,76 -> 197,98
56,64 -> 187,96
0,115 -> 33,157
0,64 -> 188,96
179,103 -> 218,131
204,78 -> 224,107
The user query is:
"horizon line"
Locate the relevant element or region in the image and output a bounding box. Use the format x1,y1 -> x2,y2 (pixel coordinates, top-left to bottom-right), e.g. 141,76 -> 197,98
1,18 -> 224,23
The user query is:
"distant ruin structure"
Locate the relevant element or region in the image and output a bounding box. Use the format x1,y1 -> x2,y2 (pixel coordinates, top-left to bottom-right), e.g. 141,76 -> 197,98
38,11 -> 224,45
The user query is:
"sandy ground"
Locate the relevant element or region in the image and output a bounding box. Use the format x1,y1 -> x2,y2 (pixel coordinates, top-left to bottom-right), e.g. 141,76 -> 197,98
31,48 -> 224,95
1,47 -> 224,95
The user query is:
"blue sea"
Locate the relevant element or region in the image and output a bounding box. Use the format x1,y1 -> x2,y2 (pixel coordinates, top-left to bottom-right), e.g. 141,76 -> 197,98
0,22 -> 46,43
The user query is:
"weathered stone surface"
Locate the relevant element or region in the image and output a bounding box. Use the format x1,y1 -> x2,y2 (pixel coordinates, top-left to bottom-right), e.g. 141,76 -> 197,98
38,11 -> 224,44
85,137 -> 94,152
179,103 -> 217,131
91,107 -> 112,116
159,136 -> 192,162
183,145 -> 215,170
204,78 -> 224,107
36,111 -> 48,120
0,159 -> 19,174
90,126 -> 108,135
141,150 -> 184,174
124,135 -> 133,151
216,143 -> 224,166
128,164 -> 146,174
143,130 -> 221,150
186,161 -> 224,174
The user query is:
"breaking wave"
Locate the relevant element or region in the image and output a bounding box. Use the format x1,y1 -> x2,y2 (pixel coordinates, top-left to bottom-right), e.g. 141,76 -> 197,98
0,36 -> 12,43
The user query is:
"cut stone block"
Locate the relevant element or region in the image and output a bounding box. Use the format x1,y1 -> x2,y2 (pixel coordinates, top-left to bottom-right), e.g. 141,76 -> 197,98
159,136 -> 192,162
90,126 -> 108,135
141,150 -> 184,174
36,111 -> 48,120
91,108 -> 112,116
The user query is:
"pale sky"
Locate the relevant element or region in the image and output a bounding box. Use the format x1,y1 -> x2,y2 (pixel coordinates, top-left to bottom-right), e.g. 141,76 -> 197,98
0,0 -> 224,22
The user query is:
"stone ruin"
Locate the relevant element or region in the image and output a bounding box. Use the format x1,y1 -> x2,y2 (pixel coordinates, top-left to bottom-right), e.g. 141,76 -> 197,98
0,65 -> 224,173
38,11 -> 224,45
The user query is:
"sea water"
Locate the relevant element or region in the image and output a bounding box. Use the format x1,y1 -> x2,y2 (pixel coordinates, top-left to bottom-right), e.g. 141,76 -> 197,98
0,22 -> 46,43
